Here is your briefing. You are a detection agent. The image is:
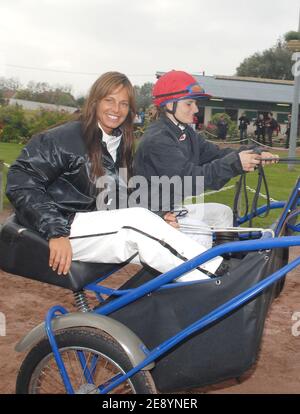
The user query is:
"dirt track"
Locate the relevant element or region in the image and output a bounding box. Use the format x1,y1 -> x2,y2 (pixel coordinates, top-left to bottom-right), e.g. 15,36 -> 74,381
0,209 -> 300,394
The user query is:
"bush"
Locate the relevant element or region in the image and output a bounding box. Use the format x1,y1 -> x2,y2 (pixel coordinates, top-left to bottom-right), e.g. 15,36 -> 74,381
0,105 -> 74,143
27,109 -> 73,139
0,104 -> 29,142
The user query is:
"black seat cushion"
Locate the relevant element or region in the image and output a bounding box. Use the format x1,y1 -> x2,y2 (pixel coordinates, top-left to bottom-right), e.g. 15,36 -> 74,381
0,215 -> 122,291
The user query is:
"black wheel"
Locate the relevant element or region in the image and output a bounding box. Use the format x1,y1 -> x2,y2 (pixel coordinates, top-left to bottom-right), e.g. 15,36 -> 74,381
16,328 -> 156,394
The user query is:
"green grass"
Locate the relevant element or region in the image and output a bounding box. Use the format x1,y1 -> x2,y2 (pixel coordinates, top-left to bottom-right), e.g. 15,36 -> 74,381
0,142 -> 24,208
0,142 -> 24,164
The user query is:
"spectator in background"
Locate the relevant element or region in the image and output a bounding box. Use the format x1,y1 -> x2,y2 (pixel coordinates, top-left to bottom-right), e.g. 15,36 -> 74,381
134,112 -> 142,125
139,108 -> 145,125
265,112 -> 278,147
285,113 -> 291,149
238,112 -> 250,143
254,114 -> 265,145
217,114 -> 228,140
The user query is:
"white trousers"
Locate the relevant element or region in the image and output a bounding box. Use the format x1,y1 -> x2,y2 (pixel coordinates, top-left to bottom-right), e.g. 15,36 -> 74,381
69,207 -> 223,282
178,203 -> 233,248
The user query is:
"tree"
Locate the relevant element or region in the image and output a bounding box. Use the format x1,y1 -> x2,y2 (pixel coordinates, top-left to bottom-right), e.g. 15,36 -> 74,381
134,82 -> 153,111
285,31 -> 300,41
236,38 -> 294,80
0,90 -> 5,106
0,77 -> 21,91
14,81 -> 77,107
75,96 -> 86,108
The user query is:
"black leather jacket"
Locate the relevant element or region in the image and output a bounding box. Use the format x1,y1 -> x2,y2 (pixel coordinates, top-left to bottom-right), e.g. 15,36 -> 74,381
6,121 -> 124,240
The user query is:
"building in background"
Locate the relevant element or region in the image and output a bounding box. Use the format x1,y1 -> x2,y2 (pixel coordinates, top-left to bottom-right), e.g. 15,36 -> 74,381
8,98 -> 77,113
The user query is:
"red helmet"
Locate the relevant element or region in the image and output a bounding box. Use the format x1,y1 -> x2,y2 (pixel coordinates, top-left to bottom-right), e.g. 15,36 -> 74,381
153,70 -> 211,107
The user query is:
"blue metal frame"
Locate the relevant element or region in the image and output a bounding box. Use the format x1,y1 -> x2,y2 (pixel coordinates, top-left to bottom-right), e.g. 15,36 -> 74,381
45,306 -> 74,394
45,306 -> 101,393
275,179 -> 300,236
41,178 -> 300,394
99,254 -> 300,393
45,233 -> 300,394
237,201 -> 286,225
93,235 -> 300,316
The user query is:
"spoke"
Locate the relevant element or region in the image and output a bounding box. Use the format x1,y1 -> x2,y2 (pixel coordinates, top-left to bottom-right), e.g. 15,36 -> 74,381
30,346 -> 136,394
77,350 -> 93,385
82,350 -> 94,383
35,370 -> 64,394
39,365 -> 65,389
89,354 -> 99,378
66,351 -> 81,389
73,349 -> 85,386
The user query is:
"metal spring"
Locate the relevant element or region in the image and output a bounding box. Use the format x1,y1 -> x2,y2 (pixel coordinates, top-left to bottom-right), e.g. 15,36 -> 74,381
73,290 -> 91,312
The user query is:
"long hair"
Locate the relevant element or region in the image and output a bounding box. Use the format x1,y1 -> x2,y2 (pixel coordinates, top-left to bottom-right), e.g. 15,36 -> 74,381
82,72 -> 136,179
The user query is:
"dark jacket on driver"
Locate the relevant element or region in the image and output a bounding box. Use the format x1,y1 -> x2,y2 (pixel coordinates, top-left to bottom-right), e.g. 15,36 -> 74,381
134,116 -> 245,212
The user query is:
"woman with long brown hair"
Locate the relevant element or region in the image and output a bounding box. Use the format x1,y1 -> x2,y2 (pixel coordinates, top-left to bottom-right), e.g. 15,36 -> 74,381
6,71 -> 223,281
82,71 -> 135,179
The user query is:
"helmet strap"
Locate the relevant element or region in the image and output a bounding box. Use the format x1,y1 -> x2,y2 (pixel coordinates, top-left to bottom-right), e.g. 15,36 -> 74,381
164,102 -> 188,128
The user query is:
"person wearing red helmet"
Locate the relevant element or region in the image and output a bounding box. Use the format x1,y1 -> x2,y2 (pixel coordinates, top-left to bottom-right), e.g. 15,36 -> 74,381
134,70 -> 277,247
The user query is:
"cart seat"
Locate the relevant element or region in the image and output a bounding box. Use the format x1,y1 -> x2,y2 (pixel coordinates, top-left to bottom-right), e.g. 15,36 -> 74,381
0,215 -> 122,292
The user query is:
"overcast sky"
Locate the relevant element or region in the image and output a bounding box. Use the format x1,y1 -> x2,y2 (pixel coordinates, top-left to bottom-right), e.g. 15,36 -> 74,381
0,0 -> 300,97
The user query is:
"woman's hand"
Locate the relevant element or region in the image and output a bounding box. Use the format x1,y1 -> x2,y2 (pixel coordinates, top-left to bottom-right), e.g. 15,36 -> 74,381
163,212 -> 179,229
49,237 -> 73,276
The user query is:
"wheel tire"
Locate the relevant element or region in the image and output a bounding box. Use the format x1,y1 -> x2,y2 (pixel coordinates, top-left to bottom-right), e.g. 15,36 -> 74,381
16,327 -> 157,394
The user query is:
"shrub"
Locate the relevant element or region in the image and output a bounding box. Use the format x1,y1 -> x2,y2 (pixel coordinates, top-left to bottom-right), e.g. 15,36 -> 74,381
0,105 -> 29,142
27,109 -> 73,139
0,105 -> 74,143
